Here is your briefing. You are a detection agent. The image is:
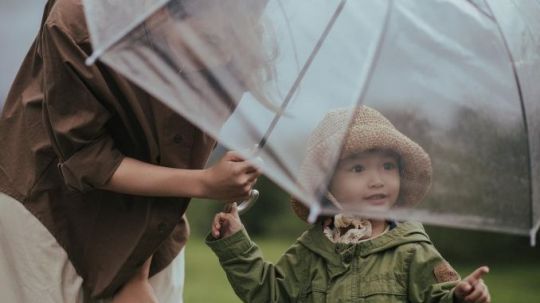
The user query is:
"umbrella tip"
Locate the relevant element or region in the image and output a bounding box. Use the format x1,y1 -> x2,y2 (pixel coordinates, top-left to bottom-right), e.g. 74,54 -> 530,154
85,56 -> 97,66
86,50 -> 102,66
530,221 -> 540,247
307,203 -> 321,224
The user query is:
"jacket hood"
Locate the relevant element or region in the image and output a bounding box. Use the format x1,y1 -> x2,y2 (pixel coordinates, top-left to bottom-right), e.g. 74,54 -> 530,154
298,221 -> 431,278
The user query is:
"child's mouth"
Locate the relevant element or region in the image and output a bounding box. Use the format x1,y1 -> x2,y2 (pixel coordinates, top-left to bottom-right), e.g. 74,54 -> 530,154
364,194 -> 388,205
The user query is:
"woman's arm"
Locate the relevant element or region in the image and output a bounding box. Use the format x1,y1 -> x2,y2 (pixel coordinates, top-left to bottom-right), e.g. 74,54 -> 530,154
42,23 -> 259,201
101,151 -> 259,201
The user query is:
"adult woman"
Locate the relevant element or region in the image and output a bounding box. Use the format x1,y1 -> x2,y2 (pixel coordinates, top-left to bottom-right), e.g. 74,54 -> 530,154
0,0 -> 272,302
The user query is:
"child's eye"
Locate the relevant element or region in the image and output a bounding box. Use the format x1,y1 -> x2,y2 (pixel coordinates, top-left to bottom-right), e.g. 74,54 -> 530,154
383,162 -> 397,170
350,164 -> 364,173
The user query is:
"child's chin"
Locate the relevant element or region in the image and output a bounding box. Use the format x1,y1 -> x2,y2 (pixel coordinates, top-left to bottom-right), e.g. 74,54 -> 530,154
341,203 -> 392,214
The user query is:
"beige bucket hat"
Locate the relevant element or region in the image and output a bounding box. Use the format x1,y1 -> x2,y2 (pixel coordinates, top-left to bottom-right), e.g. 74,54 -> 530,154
291,106 -> 432,222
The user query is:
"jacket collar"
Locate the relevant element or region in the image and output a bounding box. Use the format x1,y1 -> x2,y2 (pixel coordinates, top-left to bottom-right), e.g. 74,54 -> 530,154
298,221 -> 432,280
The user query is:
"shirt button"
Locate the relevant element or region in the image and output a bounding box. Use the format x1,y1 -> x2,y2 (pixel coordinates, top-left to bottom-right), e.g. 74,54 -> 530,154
173,134 -> 183,144
343,254 -> 353,263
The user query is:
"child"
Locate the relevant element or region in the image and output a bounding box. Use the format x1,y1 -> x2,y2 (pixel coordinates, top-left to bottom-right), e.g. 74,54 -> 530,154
206,106 -> 491,303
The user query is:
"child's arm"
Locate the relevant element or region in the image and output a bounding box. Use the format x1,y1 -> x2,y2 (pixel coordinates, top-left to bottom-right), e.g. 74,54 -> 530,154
407,243 -> 490,303
453,267 -> 491,303
207,204 -> 309,303
112,256 -> 158,303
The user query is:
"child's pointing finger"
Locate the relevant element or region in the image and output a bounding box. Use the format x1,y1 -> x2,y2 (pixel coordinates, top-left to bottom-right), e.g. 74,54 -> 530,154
230,202 -> 240,218
465,266 -> 489,286
454,266 -> 490,302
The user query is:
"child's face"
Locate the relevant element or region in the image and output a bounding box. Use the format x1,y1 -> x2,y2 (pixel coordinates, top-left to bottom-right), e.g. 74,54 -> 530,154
329,150 -> 400,212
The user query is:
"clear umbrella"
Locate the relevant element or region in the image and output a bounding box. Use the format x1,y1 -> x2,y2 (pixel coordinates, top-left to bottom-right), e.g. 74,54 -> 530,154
83,0 -> 540,245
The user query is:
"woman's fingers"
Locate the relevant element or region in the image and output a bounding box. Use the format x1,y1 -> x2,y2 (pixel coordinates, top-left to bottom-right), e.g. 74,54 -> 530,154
235,161 -> 260,177
141,255 -> 152,278
230,193 -> 252,203
204,151 -> 261,201
246,172 -> 259,185
222,162 -> 258,198
224,150 -> 246,162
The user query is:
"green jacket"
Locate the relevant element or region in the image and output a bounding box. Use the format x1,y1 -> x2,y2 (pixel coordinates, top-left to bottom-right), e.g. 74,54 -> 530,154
206,222 -> 459,303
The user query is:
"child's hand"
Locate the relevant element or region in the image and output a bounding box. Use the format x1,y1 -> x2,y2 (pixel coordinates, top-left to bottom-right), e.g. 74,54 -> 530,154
212,202 -> 244,239
112,256 -> 158,303
454,266 -> 491,303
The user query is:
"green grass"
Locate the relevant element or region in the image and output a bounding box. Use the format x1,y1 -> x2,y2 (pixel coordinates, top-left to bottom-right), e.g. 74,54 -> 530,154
184,236 -> 290,303
453,264 -> 540,303
184,236 -> 540,302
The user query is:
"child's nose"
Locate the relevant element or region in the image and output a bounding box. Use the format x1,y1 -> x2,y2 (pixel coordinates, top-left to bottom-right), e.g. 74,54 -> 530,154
367,172 -> 384,188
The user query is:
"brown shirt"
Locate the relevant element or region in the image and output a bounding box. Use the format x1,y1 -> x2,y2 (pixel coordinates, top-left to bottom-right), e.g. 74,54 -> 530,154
0,0 -> 237,298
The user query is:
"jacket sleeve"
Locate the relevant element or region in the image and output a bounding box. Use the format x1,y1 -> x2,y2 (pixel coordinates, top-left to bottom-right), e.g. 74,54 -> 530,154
41,21 -> 125,192
407,243 -> 459,303
206,228 -> 309,303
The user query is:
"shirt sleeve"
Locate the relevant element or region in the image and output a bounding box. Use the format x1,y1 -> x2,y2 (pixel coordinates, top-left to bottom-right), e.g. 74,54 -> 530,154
41,21 -> 125,192
407,243 -> 459,303
206,228 -> 309,303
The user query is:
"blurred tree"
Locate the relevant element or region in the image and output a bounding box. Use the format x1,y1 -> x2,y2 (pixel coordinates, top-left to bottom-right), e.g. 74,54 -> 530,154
381,104 -> 530,231
381,103 -> 537,263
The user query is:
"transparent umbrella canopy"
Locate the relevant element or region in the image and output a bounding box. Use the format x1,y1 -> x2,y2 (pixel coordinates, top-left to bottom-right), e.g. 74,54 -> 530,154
83,0 -> 540,245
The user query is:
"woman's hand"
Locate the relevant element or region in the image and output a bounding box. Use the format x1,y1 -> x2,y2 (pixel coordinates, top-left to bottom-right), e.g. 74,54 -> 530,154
201,151 -> 260,202
454,266 -> 491,303
212,202 -> 244,239
101,151 -> 260,201
112,256 -> 158,303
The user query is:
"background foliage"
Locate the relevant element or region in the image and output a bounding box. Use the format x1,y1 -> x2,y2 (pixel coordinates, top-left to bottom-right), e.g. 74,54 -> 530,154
187,105 -> 539,301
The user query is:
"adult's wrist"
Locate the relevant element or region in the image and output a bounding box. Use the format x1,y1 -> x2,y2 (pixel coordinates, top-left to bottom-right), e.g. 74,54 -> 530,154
191,168 -> 211,199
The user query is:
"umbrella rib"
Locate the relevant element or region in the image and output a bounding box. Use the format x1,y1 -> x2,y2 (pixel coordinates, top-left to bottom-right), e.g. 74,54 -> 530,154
464,0 -> 496,21
132,46 -> 175,88
86,0 -> 170,65
482,0 -> 535,230
260,143 -> 298,184
256,0 -> 348,151
314,0 -> 395,208
531,220 -> 540,247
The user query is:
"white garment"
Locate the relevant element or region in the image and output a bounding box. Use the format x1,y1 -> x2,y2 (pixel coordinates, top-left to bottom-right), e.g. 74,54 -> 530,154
0,192 -> 184,303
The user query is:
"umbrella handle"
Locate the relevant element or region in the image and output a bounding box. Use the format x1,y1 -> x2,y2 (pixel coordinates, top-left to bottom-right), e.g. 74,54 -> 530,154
224,189 -> 260,215
223,149 -> 262,215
